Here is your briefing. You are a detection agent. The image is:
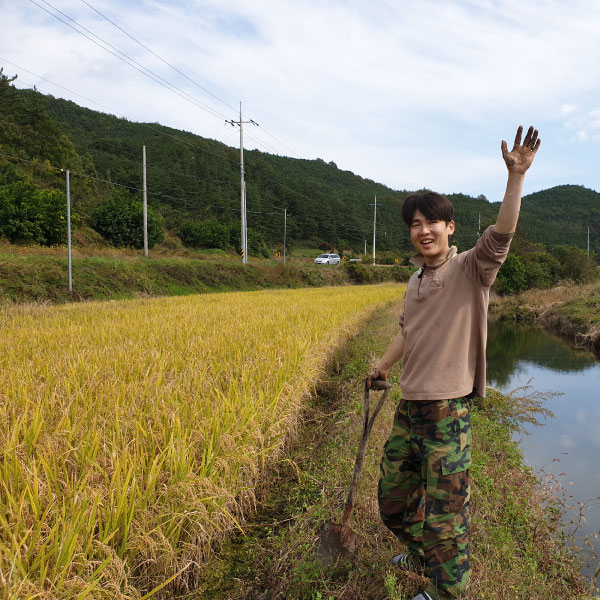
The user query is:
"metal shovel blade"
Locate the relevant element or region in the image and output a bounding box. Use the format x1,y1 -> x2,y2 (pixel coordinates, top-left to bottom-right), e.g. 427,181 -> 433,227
316,378 -> 391,565
316,521 -> 360,565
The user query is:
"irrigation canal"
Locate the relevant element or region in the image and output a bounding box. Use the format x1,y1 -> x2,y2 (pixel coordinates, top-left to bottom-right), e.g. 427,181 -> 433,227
486,320 -> 600,587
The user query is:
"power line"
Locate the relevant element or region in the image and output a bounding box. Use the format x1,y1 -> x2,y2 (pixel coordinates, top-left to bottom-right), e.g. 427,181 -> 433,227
253,124 -> 302,159
5,60 -> 299,168
0,64 -> 241,166
0,109 -> 301,211
1,83 -> 407,241
24,0 -> 302,160
0,151 -> 279,218
0,148 -> 412,245
0,112 -> 241,190
155,173 -> 237,188
0,59 -> 111,114
79,0 -> 239,114
242,130 -> 280,155
29,0 -> 231,121
79,0 -> 303,159
34,0 -> 229,121
0,150 -> 139,192
28,0 -> 303,161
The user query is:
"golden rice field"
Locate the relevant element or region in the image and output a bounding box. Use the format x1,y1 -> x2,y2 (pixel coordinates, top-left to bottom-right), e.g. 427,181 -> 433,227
0,284 -> 402,599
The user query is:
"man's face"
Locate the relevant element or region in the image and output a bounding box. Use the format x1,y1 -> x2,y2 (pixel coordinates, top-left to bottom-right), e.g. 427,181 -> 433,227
409,209 -> 455,265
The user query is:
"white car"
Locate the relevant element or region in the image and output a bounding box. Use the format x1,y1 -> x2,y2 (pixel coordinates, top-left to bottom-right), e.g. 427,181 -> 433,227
314,253 -> 341,265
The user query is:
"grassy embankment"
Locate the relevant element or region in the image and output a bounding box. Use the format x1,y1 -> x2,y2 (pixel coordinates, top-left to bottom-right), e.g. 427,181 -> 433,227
490,281 -> 600,354
0,243 -> 411,303
195,300 -> 596,600
0,284 -> 401,599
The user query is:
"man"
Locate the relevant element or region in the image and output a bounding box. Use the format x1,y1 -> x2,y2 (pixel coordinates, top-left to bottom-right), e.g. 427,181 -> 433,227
368,126 -> 540,600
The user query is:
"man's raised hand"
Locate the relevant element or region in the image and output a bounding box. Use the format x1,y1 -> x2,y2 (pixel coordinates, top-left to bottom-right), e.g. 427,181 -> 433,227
501,125 -> 540,174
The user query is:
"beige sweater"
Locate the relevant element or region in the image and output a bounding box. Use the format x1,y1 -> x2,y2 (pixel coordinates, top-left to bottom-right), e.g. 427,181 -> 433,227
399,226 -> 513,401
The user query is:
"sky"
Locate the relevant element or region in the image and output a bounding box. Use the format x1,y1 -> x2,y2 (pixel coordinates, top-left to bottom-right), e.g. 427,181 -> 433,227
2,0 -> 600,204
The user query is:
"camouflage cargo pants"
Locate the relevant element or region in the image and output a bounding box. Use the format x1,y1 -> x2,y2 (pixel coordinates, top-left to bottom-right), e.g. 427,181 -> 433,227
378,398 -> 471,599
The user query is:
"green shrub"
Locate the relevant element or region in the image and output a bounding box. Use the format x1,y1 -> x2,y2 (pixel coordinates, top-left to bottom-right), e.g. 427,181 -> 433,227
216,224 -> 269,258
551,245 -> 598,283
345,262 -> 373,284
91,190 -> 163,249
390,265 -> 413,282
248,228 -> 270,258
522,254 -> 560,289
227,223 -> 241,252
179,220 -> 230,249
0,179 -> 68,245
496,254 -> 527,295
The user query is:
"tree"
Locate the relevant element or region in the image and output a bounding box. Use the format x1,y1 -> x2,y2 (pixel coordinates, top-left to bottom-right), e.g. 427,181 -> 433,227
551,245 -> 598,283
3,80 -> 600,256
0,179 -> 68,245
91,190 -> 163,248
523,254 -> 560,289
509,236 -> 561,290
496,254 -> 527,295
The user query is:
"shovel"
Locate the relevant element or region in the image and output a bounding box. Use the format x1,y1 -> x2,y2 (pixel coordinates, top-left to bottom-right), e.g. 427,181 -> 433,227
317,377 -> 392,565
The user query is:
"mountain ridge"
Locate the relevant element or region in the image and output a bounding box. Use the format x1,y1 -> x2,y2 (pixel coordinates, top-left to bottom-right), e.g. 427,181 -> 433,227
1,71 -> 598,255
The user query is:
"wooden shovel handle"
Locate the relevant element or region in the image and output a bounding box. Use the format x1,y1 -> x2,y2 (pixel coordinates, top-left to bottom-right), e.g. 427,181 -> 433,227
341,378 -> 392,527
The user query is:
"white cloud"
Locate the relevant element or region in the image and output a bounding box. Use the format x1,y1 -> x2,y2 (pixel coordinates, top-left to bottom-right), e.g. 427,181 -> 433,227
2,0 -> 600,196
561,105 -> 600,144
560,434 -> 576,449
561,104 -> 578,116
589,108 -> 600,129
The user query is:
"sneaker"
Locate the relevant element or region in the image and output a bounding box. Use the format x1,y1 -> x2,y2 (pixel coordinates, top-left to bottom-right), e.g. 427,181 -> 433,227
410,593 -> 434,600
390,552 -> 425,572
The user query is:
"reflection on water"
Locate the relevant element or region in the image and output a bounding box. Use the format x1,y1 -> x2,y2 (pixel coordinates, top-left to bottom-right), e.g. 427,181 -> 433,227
487,321 -> 596,387
487,320 -> 600,585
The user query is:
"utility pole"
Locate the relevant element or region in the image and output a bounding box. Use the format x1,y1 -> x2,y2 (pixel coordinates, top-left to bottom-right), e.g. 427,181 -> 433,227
478,213 -> 481,238
364,239 -> 367,256
226,103 -> 258,264
66,169 -> 72,293
240,105 -> 246,265
283,208 -> 287,266
143,145 -> 148,258
587,226 -> 590,255
372,194 -> 377,264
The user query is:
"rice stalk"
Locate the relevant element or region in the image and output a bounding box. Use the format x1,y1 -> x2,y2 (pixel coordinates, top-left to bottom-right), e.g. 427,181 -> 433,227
0,284 -> 402,597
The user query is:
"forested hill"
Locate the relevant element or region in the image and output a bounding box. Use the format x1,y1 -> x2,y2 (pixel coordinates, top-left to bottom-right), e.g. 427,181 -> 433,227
1,73 -> 599,255
519,185 -> 600,253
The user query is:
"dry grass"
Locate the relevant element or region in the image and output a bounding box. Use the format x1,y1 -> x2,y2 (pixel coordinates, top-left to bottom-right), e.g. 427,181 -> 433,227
0,236 -> 226,260
490,282 -> 600,353
0,283 -> 402,599
490,281 -> 600,315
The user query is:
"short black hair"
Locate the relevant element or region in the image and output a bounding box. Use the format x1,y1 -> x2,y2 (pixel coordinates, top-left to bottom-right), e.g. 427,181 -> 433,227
401,192 -> 454,226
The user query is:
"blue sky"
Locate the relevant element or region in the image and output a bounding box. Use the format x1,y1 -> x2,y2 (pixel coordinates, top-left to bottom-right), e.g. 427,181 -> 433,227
2,0 -> 600,204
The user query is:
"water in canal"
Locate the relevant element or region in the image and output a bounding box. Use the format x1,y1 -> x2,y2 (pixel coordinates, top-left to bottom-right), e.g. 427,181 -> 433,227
486,320 -> 600,585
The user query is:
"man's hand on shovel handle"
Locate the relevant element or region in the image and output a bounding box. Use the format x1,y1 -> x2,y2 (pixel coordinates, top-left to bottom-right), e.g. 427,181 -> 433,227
368,367 -> 387,389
